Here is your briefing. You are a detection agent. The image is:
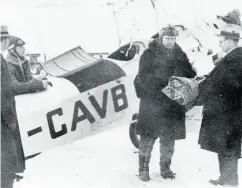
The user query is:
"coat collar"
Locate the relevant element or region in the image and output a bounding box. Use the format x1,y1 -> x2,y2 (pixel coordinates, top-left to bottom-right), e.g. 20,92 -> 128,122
224,47 -> 242,59
4,52 -> 28,66
4,52 -> 28,74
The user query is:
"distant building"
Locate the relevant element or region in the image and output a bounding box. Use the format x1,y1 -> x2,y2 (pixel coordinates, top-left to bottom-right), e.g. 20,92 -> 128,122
89,52 -> 109,58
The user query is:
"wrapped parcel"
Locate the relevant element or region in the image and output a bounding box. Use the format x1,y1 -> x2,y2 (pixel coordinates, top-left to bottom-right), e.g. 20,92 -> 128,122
162,76 -> 204,111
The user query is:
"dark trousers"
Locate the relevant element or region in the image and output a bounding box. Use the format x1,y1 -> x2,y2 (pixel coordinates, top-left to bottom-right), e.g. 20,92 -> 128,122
139,132 -> 175,173
1,174 -> 15,188
218,153 -> 238,180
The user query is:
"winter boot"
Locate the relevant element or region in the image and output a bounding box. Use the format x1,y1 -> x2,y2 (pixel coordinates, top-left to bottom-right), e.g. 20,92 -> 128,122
209,174 -> 238,187
210,154 -> 239,186
160,160 -> 176,179
160,169 -> 176,179
159,137 -> 175,179
139,170 -> 150,182
138,156 -> 150,181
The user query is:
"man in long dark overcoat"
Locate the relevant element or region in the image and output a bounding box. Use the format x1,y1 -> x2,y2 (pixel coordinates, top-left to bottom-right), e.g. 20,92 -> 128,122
198,11 -> 242,187
134,25 -> 196,181
1,51 -> 26,187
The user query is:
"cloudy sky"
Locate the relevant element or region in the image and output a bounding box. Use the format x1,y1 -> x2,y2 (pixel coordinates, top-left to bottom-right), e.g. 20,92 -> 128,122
1,0 -> 241,60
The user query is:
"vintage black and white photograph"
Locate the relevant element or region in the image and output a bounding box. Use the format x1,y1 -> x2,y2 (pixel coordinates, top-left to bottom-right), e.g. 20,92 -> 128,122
1,0 -> 242,187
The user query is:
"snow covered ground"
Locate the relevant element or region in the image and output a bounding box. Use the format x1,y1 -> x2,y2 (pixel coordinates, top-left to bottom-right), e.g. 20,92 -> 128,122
14,118 -> 241,188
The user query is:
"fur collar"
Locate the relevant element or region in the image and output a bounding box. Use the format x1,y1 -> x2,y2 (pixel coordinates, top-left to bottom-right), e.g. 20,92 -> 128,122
4,52 -> 27,67
148,39 -> 183,57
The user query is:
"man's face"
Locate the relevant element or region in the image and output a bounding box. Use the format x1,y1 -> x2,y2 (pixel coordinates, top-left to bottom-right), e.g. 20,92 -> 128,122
162,35 -> 176,50
15,45 -> 25,57
218,36 -> 230,53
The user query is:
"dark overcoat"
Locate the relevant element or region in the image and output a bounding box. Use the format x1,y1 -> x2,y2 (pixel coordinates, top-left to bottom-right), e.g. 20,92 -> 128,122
198,47 -> 242,157
134,39 -> 196,139
1,55 -> 25,174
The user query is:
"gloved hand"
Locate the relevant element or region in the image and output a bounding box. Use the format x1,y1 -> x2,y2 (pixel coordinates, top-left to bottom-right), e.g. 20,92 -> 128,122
194,75 -> 206,84
195,75 -> 206,80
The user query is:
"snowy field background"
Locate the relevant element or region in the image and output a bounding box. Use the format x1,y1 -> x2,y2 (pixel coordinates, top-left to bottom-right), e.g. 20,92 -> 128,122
14,113 -> 242,188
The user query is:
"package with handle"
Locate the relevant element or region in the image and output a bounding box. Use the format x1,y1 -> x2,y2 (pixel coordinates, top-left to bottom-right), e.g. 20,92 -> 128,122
162,76 -> 205,111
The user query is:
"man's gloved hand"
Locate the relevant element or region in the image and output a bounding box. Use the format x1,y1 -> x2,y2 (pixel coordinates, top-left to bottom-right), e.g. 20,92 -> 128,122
194,75 -> 206,84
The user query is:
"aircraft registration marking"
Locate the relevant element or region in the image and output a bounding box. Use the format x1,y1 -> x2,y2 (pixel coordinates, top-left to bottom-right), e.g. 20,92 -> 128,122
27,126 -> 43,137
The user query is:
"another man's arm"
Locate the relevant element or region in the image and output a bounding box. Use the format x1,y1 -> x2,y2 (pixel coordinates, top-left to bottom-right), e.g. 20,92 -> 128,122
7,65 -> 46,95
